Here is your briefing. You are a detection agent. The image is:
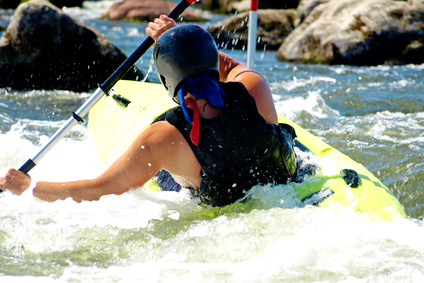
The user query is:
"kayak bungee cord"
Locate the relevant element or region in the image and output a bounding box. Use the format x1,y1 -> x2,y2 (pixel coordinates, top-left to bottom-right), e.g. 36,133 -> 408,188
15,0 -> 199,177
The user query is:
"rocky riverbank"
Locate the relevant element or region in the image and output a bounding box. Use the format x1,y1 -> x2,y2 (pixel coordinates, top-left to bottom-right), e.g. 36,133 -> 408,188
208,0 -> 424,65
0,0 -> 423,91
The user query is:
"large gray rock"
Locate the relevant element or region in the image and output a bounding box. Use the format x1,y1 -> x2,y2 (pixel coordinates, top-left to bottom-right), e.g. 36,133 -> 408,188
0,0 -> 143,92
277,0 -> 424,65
296,0 -> 330,26
0,0 -> 84,9
101,0 -> 208,22
208,9 -> 298,51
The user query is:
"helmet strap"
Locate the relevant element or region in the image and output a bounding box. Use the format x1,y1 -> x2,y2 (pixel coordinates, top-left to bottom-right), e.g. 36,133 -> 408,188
184,98 -> 200,146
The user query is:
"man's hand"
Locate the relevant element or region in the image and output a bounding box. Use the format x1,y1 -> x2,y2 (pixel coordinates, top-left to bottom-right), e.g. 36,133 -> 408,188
0,168 -> 31,195
146,14 -> 177,41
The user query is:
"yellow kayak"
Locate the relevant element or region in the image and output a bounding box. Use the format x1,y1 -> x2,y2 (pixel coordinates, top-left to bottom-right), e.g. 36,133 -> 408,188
88,80 -> 407,221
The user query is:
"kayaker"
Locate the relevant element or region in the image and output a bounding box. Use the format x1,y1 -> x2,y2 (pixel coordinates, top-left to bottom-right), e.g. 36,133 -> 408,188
0,15 -> 297,206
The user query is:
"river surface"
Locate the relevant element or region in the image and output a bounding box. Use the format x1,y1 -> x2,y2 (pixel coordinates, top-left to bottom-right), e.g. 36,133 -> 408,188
1,1 -> 424,282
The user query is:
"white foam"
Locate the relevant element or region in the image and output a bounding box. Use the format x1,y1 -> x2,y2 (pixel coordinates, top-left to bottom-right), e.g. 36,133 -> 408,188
1,129 -> 423,282
274,90 -> 340,120
270,76 -> 337,92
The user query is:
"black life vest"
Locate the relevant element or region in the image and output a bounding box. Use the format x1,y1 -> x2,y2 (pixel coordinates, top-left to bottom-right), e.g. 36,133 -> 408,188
153,82 -> 296,206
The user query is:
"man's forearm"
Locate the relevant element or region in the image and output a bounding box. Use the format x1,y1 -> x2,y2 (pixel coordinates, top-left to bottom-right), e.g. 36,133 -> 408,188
33,179 -> 98,203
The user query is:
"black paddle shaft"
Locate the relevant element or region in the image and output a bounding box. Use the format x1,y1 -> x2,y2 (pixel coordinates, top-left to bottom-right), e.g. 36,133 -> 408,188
16,0 -> 197,176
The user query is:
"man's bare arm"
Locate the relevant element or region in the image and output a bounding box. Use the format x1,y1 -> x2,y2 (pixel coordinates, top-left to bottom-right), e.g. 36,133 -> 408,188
218,51 -> 278,125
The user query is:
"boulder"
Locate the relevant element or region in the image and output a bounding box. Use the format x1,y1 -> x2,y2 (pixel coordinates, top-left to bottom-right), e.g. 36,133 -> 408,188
101,0 -> 208,22
296,0 -> 330,25
277,0 -> 424,65
0,0 -> 144,92
197,0 -> 234,13
0,0 -> 84,9
208,9 -> 298,51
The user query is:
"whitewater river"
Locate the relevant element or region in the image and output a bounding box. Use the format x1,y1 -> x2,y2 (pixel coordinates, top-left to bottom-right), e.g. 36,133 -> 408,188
1,2 -> 424,282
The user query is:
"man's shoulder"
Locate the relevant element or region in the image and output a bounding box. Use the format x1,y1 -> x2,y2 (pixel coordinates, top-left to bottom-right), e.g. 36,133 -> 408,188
143,121 -> 188,154
143,121 -> 198,176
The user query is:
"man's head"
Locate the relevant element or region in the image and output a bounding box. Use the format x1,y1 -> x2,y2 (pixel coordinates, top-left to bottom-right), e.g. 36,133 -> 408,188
153,25 -> 219,99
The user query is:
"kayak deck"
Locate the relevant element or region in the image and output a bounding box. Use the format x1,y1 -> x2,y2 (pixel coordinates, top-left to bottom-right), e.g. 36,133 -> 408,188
88,80 -> 406,221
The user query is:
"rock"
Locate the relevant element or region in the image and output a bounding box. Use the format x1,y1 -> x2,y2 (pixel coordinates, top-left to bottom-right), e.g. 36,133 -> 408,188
208,9 -> 298,51
277,0 -> 424,65
0,0 -> 84,9
0,0 -> 144,92
296,0 -> 330,25
102,0 -> 208,22
409,0 -> 424,9
197,0 -> 233,13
